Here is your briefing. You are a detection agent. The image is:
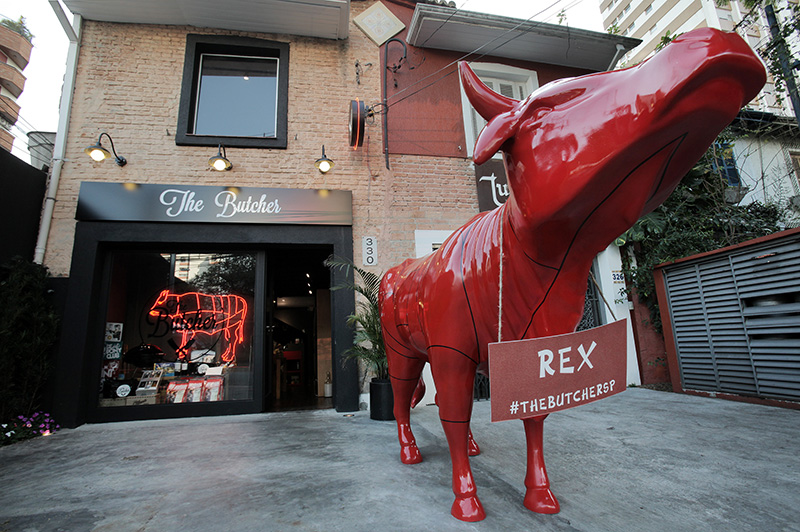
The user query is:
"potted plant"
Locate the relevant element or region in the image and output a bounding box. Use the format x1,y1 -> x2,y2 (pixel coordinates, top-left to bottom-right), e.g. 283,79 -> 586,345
324,256 -> 393,420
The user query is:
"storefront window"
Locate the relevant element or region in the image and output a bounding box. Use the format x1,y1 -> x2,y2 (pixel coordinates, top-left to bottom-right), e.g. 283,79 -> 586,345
99,251 -> 256,407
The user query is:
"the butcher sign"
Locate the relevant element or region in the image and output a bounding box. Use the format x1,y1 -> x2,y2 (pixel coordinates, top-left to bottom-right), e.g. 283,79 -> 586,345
489,320 -> 627,422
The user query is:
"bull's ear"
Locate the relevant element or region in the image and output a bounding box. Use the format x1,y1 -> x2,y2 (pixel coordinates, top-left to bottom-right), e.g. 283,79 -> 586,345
473,109 -> 522,165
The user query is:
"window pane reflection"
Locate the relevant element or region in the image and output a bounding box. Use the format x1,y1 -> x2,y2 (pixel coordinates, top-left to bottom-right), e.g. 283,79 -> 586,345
100,251 -> 256,407
194,54 -> 278,137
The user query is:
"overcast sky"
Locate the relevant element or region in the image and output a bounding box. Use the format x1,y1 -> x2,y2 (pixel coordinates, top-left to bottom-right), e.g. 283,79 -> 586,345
1,0 -> 604,164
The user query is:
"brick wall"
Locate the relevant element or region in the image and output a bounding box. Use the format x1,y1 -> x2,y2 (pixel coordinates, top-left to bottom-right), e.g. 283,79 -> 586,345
44,0 -> 479,277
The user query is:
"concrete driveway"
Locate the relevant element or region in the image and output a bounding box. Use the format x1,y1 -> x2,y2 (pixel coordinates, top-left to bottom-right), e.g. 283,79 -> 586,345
1,388 -> 798,531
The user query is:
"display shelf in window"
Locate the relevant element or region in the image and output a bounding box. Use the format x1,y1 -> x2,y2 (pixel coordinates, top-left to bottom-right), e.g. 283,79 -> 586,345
136,369 -> 164,396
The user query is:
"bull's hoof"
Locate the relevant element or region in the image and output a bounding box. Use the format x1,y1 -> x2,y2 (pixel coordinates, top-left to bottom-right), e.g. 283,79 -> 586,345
400,444 -> 422,464
451,495 -> 486,521
467,434 -> 480,456
524,487 -> 560,514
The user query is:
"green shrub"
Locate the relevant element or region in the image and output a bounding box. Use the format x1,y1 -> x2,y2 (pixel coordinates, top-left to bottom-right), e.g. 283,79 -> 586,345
618,136 -> 783,332
0,16 -> 33,43
0,257 -> 60,424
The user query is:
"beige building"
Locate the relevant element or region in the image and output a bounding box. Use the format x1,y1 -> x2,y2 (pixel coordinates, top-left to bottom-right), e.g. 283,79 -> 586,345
42,0 -> 639,427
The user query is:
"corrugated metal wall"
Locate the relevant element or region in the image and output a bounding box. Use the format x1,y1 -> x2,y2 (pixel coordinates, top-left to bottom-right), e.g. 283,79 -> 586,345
660,231 -> 800,402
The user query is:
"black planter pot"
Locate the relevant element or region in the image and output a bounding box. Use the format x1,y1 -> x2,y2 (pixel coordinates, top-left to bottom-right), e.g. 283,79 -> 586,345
370,378 -> 394,421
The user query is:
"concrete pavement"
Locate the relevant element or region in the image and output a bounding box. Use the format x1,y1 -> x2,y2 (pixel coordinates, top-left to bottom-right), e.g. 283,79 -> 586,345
1,388 -> 799,531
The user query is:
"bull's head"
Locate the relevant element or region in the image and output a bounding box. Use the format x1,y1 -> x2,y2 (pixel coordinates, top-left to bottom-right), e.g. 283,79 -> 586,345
461,28 -> 766,255
149,290 -> 173,316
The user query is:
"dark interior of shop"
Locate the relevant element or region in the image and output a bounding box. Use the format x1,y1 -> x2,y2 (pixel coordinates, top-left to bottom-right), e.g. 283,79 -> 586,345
265,246 -> 334,412
102,246 -> 335,413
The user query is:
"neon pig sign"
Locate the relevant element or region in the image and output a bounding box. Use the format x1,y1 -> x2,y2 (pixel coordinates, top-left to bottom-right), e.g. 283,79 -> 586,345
148,290 -> 247,364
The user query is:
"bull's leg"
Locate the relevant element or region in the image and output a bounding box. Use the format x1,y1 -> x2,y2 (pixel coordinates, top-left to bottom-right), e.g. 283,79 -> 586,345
387,344 -> 426,465
220,329 -> 234,362
522,414 -> 560,514
467,428 -> 480,456
430,348 -> 485,522
381,321 -> 425,464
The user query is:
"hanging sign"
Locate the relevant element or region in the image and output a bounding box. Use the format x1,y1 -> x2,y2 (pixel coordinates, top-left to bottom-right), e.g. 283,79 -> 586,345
474,159 -> 509,212
76,182 -> 352,225
488,320 -> 627,422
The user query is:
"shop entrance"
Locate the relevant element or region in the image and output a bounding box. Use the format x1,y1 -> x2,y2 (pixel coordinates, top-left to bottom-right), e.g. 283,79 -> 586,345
54,219 -> 358,428
265,246 -> 333,412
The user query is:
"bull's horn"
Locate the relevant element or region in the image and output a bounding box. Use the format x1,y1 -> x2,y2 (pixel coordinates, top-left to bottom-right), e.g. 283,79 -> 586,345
459,62 -> 517,120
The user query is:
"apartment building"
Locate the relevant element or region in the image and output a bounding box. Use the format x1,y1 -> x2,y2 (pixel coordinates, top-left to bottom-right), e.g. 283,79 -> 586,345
0,20 -> 31,152
600,0 -> 800,224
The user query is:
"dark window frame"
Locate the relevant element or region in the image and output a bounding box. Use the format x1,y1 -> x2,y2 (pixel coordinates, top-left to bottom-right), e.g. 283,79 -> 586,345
176,34 -> 289,149
713,141 -> 741,187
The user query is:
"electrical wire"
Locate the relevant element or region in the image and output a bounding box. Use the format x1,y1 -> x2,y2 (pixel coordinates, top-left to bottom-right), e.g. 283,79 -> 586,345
385,0 -> 578,109
418,0 -> 475,49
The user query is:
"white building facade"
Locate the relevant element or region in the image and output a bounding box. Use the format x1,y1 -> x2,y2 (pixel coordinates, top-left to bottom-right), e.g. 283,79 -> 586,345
600,0 -> 800,226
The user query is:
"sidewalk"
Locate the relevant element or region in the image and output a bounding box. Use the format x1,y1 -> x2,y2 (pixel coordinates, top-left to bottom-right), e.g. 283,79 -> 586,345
1,388 -> 799,531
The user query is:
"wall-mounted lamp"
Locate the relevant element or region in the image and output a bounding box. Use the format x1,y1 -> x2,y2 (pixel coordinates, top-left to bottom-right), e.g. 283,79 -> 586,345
208,144 -> 232,171
84,132 -> 127,166
315,145 -> 334,174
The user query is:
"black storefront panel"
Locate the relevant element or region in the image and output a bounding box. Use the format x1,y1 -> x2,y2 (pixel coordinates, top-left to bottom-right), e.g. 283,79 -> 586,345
52,183 -> 357,427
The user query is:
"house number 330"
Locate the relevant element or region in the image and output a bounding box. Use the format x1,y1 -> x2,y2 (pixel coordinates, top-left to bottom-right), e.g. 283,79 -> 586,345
363,236 -> 378,266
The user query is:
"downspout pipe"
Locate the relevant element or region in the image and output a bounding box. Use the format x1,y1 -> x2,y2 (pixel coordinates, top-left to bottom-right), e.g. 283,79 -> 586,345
34,2 -> 81,264
607,43 -> 626,71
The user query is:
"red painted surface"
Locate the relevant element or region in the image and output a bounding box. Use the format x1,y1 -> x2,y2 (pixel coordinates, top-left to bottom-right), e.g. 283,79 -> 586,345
489,320 -> 627,421
380,28 -> 766,521
654,267 -> 685,394
628,288 -> 670,385
380,1 -> 593,159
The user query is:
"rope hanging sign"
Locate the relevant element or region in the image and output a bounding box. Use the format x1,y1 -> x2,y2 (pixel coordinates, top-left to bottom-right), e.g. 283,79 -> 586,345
491,218 -> 627,422
488,319 -> 628,422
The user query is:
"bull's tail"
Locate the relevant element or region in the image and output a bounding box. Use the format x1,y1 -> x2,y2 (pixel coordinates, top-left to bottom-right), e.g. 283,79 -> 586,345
410,376 -> 426,408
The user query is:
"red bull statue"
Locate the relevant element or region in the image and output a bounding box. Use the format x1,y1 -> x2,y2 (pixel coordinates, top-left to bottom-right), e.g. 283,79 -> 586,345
379,28 -> 766,521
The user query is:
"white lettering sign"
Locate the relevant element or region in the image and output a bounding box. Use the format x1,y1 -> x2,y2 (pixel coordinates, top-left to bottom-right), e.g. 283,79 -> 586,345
538,341 -> 595,378
215,191 -> 281,218
478,173 -> 510,207
507,379 -> 617,415
160,189 -> 205,217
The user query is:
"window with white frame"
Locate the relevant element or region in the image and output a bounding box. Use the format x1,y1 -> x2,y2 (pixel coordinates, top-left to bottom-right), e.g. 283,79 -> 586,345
415,230 -> 453,258
459,63 -> 538,158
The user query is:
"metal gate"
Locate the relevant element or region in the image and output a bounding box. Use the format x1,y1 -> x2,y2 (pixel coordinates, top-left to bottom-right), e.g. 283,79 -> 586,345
659,230 -> 800,402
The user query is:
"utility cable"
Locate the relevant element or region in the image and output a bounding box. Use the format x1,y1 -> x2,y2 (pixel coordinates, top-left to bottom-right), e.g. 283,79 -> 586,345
385,0 -> 575,108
